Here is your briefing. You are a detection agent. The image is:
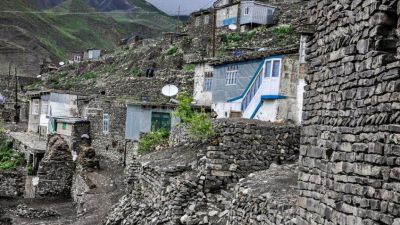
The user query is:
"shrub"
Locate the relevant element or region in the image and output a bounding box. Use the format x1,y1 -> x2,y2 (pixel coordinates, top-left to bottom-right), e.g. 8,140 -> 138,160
173,92 -> 214,140
27,164 -> 34,175
0,121 -> 25,170
166,45 -> 179,55
183,64 -> 195,73
273,25 -> 295,39
137,129 -> 169,155
173,92 -> 195,123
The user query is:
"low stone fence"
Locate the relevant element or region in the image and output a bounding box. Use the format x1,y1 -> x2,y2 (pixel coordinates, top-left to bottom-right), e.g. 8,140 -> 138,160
206,119 -> 300,188
0,170 -> 25,197
227,164 -> 298,225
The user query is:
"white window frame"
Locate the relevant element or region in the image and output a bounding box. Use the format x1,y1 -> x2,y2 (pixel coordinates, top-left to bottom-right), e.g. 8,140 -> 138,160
31,99 -> 40,115
41,100 -> 49,115
195,16 -> 201,27
225,65 -> 238,85
203,71 -> 213,91
244,7 -> 250,15
103,113 -> 110,134
264,59 -> 282,78
204,15 -> 210,25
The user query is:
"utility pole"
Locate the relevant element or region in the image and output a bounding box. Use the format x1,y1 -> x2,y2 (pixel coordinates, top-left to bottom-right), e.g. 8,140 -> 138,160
14,67 -> 20,123
212,8 -> 216,57
176,5 -> 181,33
8,63 -> 11,86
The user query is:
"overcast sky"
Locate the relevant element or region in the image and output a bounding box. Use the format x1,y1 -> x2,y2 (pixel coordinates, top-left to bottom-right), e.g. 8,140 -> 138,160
146,0 -> 215,15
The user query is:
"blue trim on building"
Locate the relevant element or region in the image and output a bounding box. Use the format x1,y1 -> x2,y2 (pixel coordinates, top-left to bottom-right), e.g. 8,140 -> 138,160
223,17 -> 237,26
227,55 -> 283,102
250,101 -> 263,119
250,95 -> 287,119
261,95 -> 287,100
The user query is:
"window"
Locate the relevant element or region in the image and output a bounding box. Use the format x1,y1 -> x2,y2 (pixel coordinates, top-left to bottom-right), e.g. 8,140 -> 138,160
31,99 -> 39,115
195,17 -> 201,27
151,112 -> 171,132
62,123 -> 67,130
41,101 -> 49,114
226,8 -> 230,19
103,114 -> 110,134
264,59 -> 281,78
204,15 -> 210,25
272,61 -> 281,77
244,7 -> 249,15
203,72 -> 213,91
225,65 -> 238,85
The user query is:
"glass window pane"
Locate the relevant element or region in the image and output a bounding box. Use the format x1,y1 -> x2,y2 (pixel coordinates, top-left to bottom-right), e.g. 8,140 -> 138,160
265,61 -> 272,77
272,60 -> 281,77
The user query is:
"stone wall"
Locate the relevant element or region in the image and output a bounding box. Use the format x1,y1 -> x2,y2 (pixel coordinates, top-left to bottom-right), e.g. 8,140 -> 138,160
86,100 -> 135,164
227,164 -> 298,225
106,118 -> 301,225
297,1 -> 400,225
207,119 -> 300,188
36,135 -> 75,198
0,170 -> 25,197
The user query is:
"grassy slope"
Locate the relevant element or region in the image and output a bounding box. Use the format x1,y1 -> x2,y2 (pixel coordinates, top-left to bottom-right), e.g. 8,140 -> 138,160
0,0 -> 176,60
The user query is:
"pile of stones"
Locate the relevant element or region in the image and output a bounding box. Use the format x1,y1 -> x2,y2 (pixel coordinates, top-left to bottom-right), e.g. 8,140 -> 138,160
14,204 -> 59,219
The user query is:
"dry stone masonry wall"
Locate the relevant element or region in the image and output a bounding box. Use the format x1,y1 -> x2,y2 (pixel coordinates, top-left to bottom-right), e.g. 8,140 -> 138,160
297,0 -> 400,225
106,119 -> 301,225
0,170 -> 25,197
206,119 -> 300,189
227,164 -> 298,225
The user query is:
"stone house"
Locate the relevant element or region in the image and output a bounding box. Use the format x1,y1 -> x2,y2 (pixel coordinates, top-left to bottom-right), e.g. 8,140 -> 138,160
27,91 -> 87,136
194,49 -> 305,124
83,49 -> 101,60
125,103 -> 179,141
85,99 -> 179,163
214,0 -> 276,32
187,8 -> 213,35
72,52 -> 84,63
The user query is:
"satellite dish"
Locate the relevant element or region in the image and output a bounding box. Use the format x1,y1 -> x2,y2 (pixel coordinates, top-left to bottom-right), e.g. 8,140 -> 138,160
228,24 -> 237,30
36,75 -> 42,78
59,61 -> 65,66
162,85 -> 179,97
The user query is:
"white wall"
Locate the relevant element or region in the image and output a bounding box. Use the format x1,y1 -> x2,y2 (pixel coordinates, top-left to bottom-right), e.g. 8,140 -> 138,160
212,102 -> 241,118
296,79 -> 305,124
253,100 -> 278,121
193,64 -> 213,106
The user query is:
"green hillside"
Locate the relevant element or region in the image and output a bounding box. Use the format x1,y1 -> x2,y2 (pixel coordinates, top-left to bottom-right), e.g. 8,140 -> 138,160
0,0 -> 177,75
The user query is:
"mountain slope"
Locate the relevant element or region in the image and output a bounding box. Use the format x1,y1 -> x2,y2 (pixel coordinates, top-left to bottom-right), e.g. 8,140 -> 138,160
0,0 -> 176,76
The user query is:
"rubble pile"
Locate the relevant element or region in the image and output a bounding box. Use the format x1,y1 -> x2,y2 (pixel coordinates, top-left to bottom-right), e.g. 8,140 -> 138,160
105,119 -> 301,225
14,204 -> 59,219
